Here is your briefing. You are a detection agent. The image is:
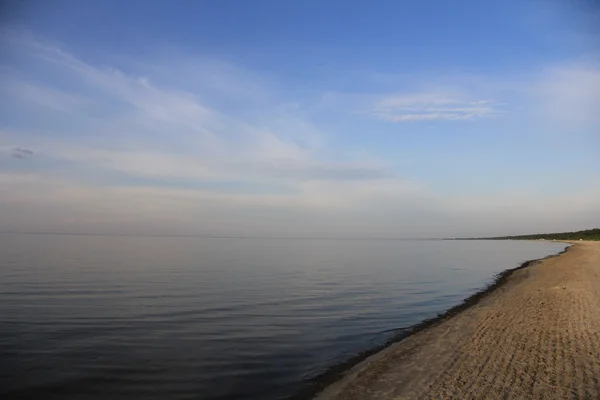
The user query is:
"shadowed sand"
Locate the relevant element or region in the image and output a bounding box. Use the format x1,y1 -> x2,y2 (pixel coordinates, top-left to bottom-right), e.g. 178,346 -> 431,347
314,241 -> 600,400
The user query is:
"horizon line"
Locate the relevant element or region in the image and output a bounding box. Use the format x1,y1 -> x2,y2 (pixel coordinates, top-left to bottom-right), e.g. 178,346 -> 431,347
0,231 -> 456,241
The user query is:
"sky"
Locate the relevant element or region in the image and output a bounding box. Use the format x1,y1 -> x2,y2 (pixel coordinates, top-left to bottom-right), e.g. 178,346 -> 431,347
0,0 -> 599,238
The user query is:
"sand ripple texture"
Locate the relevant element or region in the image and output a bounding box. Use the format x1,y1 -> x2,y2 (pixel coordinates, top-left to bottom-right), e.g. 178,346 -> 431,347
315,241 -> 600,400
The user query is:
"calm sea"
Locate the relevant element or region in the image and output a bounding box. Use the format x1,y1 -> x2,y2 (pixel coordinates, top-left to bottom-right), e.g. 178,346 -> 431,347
0,234 -> 566,399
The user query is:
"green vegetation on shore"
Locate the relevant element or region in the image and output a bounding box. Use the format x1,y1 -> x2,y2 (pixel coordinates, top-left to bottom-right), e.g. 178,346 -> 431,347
484,228 -> 600,241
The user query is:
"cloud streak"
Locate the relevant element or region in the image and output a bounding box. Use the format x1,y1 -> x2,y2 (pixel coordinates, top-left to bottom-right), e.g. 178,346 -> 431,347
531,63 -> 600,129
369,94 -> 500,122
0,32 -> 405,206
1,31 -> 599,237
10,148 -> 34,159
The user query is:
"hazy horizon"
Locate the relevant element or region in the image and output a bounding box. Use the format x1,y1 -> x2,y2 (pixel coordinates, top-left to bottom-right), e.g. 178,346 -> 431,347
0,229 -> 595,240
1,0 -> 599,238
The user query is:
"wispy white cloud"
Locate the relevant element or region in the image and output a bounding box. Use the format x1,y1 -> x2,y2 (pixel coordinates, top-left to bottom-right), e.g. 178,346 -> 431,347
0,32 -> 402,195
4,81 -> 89,113
368,93 -> 501,122
1,31 -> 599,237
531,63 -> 600,130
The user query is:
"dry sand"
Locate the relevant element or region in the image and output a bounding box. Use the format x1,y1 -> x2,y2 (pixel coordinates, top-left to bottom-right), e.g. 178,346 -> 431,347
314,241 -> 600,400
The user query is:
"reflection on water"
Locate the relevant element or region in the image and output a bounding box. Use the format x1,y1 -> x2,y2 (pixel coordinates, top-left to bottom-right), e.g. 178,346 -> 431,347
0,234 -> 565,399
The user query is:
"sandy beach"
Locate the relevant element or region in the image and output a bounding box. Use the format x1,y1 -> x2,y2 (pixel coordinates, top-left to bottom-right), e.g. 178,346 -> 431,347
314,241 -> 600,400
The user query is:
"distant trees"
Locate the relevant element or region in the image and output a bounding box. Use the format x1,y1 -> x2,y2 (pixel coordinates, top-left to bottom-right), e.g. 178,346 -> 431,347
487,228 -> 600,241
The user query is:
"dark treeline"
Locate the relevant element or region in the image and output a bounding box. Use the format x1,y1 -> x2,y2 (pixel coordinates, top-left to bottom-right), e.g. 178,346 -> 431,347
484,228 -> 600,241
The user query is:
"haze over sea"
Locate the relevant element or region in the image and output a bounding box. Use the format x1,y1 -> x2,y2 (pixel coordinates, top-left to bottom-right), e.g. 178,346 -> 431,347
1,233 -> 566,399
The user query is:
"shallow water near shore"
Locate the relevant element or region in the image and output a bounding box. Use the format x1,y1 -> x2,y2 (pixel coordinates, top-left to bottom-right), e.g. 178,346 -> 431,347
0,234 -> 566,399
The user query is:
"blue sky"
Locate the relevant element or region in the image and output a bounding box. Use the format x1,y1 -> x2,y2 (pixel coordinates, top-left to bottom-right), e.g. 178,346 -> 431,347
1,0 -> 599,237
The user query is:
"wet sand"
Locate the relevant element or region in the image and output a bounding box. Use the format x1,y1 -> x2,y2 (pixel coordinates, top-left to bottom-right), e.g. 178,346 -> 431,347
314,241 -> 600,400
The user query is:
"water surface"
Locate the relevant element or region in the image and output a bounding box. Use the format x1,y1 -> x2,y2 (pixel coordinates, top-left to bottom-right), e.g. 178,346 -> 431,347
0,234 -> 566,399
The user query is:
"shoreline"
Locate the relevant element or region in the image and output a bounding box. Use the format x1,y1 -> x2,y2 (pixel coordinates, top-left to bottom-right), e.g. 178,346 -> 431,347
295,242 -> 575,400
311,240 -> 600,399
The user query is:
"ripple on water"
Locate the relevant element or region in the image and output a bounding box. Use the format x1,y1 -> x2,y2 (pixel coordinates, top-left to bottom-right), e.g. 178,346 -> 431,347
0,235 -> 567,400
